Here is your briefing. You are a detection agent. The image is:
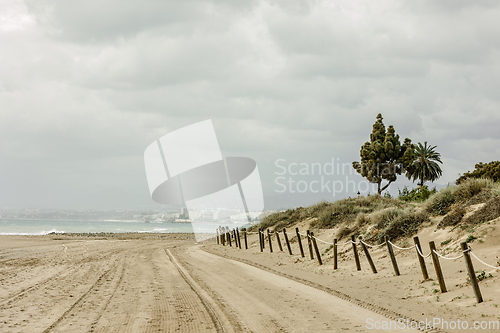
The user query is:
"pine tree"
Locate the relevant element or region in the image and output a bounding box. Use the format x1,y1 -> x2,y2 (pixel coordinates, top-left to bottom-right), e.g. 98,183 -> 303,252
353,114 -> 415,195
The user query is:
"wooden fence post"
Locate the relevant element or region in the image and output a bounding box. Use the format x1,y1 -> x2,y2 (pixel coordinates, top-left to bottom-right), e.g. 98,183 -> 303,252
306,230 -> 314,260
258,228 -> 263,252
351,235 -> 361,271
385,236 -> 400,276
460,242 -> 483,303
243,228 -> 248,250
413,236 -> 429,280
232,229 -> 237,248
295,228 -> 305,258
262,228 -> 265,249
236,228 -> 241,249
311,232 -> 323,265
275,228 -> 283,252
267,229 -> 273,253
429,241 -> 446,293
216,229 -> 219,244
283,229 -> 292,255
227,231 -> 232,247
333,239 -> 338,270
359,236 -> 377,274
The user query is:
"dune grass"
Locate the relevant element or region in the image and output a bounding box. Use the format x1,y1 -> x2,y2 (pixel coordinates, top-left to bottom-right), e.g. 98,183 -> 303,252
251,178 -> 500,242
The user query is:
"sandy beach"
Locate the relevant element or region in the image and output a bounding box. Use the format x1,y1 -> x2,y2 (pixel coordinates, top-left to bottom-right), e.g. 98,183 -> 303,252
1,222 -> 499,333
0,233 -> 398,333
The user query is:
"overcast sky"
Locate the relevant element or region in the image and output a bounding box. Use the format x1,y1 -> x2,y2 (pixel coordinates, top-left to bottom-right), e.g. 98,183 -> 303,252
1,0 -> 500,210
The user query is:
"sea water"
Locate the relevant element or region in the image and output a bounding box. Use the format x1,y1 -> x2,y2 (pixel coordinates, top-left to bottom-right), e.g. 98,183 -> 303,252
0,219 -> 212,235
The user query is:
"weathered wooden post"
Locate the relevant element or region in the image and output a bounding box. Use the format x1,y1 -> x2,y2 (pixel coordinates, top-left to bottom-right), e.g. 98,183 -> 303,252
333,239 -> 338,270
295,227 -> 304,258
413,236 -> 429,280
460,242 -> 483,303
236,228 -> 241,249
351,235 -> 361,271
359,236 -> 377,274
232,229 -> 238,248
429,241 -> 446,293
310,232 -> 323,265
216,229 -> 219,244
385,236 -> 400,276
283,229 -> 292,255
227,230 -> 232,247
261,228 -> 265,249
275,228 -> 283,252
243,228 -> 248,250
258,228 -> 263,252
267,229 -> 273,253
306,230 -> 314,260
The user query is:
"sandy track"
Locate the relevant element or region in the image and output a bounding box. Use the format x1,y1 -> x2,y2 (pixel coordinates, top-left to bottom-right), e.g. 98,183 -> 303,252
0,236 -> 411,332
175,245 -> 410,333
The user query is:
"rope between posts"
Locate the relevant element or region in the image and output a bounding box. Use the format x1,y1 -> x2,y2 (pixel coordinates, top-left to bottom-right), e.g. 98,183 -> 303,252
336,240 -> 354,246
298,232 -> 308,237
311,235 -> 334,245
470,251 -> 500,270
415,245 -> 432,259
361,240 -> 386,248
388,241 -> 415,251
432,249 -> 463,260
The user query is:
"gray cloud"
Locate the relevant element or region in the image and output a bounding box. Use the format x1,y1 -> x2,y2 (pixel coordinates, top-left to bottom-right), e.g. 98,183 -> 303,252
1,0 -> 500,209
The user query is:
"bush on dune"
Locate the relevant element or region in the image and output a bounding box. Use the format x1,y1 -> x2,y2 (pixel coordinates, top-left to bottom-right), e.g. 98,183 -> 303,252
463,196 -> 500,225
438,205 -> 466,228
311,195 -> 401,229
453,178 -> 495,201
425,178 -> 499,216
424,186 -> 456,215
375,209 -> 429,243
370,207 -> 404,230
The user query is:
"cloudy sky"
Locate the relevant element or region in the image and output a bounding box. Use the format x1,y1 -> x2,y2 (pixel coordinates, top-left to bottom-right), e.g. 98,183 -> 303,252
1,0 -> 499,210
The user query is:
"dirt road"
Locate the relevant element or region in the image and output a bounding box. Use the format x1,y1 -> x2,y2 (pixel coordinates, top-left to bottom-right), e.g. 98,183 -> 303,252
0,236 -> 408,332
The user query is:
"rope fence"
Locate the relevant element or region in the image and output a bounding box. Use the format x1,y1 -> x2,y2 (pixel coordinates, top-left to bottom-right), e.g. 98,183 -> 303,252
388,241 -> 415,251
214,225 -> 499,304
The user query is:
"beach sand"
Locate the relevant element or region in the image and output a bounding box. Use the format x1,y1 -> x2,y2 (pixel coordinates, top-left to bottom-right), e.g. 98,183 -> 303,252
1,223 -> 499,332
205,217 -> 500,332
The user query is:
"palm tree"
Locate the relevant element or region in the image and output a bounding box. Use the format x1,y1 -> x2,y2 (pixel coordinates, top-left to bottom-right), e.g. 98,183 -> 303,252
407,142 -> 443,187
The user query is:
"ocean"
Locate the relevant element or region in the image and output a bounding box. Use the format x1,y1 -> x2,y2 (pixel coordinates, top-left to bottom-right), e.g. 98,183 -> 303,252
0,219 -> 211,235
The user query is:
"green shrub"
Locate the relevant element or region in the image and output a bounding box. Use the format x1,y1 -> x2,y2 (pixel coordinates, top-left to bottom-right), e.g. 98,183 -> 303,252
370,207 -> 404,230
476,270 -> 493,281
466,235 -> 477,243
376,209 -> 429,243
355,213 -> 370,229
316,206 -> 338,228
424,186 -> 456,215
311,195 -> 399,229
252,207 -> 306,231
440,238 -> 452,246
399,185 -> 437,202
453,178 -> 495,201
456,161 -> 500,184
